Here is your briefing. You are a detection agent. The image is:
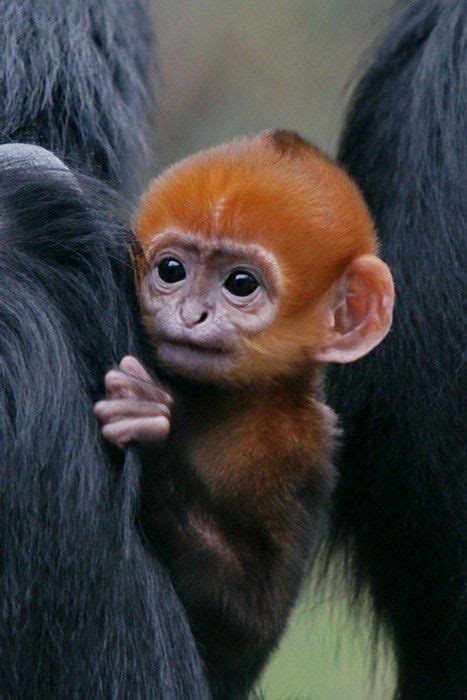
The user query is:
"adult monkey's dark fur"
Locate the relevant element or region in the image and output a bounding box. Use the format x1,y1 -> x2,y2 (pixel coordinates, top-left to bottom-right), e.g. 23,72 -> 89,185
0,0 -> 156,198
0,168 -> 208,697
0,1 -> 210,697
328,1 -> 466,697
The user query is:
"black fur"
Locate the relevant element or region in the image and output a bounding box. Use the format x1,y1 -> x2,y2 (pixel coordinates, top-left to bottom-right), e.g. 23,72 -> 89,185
328,1 -> 466,697
0,164 -> 209,697
0,0 -> 209,696
0,0 -> 157,198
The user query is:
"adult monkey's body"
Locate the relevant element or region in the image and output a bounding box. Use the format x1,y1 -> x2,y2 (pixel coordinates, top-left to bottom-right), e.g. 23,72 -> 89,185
328,1 -> 466,697
96,131 -> 394,697
0,1 -> 209,696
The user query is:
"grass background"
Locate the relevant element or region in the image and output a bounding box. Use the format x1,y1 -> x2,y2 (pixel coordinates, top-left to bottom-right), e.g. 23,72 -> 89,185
151,2 -> 396,696
258,572 -> 395,698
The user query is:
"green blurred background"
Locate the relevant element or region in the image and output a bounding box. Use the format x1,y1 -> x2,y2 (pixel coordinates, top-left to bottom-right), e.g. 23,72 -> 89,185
152,2 -> 396,697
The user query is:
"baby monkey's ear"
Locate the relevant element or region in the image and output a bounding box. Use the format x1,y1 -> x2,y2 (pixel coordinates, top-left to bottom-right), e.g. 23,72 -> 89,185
312,255 -> 394,364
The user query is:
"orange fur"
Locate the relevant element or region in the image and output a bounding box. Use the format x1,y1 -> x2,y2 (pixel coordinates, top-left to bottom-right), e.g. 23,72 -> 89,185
168,367 -> 336,504
135,130 -> 378,380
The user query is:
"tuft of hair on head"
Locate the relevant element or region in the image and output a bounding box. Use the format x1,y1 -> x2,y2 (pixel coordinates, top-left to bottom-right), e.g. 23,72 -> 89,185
266,128 -> 324,160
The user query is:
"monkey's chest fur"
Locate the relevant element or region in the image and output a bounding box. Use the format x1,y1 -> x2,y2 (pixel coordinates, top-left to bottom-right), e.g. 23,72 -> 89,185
139,370 -> 338,698
160,371 -> 337,510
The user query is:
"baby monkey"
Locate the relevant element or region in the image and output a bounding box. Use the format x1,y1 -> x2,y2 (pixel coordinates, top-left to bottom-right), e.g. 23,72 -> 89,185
95,131 -> 394,698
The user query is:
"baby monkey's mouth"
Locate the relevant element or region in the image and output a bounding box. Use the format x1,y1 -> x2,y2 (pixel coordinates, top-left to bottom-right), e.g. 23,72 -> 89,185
157,336 -> 237,376
161,337 -> 232,356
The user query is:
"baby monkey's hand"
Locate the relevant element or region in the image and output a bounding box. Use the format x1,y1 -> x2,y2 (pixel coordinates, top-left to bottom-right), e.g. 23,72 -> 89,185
94,356 -> 172,448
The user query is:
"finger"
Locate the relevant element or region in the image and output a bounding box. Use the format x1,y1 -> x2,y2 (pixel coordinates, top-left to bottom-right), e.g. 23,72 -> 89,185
106,367 -> 173,406
120,356 -> 173,406
105,369 -> 136,399
105,369 -> 155,401
119,356 -> 152,382
102,416 -> 170,446
94,398 -> 171,423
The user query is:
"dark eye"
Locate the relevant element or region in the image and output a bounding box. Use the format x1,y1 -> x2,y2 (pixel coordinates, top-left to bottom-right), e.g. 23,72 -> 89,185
157,257 -> 186,283
223,270 -> 259,297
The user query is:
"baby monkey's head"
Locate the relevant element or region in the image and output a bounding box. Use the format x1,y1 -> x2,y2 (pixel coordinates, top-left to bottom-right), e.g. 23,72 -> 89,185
135,131 -> 394,383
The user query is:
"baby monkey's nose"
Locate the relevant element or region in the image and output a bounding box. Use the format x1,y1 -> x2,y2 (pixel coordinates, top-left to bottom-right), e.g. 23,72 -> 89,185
180,300 -> 209,328
196,311 -> 208,324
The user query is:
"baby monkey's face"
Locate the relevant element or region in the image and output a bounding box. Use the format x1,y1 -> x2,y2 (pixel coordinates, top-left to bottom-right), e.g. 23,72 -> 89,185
140,229 -> 281,379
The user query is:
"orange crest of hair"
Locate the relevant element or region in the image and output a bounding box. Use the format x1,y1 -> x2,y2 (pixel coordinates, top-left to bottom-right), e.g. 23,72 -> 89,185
135,130 -> 378,379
